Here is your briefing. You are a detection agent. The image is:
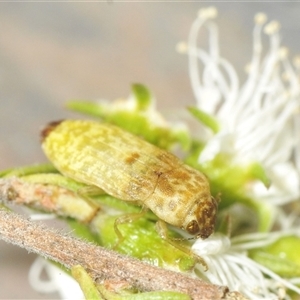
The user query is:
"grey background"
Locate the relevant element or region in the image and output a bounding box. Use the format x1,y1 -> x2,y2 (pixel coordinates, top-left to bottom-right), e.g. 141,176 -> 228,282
0,2 -> 299,299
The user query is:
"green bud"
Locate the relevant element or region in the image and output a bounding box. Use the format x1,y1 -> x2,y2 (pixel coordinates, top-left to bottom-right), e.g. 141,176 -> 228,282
66,84 -> 191,151
188,106 -> 219,134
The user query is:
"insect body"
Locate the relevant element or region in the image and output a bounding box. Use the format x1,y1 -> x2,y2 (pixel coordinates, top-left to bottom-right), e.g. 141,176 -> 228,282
41,120 -> 217,239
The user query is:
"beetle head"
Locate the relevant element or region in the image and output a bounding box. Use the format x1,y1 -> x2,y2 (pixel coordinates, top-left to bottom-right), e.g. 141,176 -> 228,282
184,196 -> 218,239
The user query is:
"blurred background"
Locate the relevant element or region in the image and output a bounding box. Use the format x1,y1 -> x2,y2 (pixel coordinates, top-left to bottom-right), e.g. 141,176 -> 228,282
0,2 -> 299,298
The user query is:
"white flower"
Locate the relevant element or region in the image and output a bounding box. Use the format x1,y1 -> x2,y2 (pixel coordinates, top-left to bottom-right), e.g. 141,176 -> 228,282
29,257 -> 84,300
179,7 -> 300,299
192,232 -> 300,300
178,7 -> 300,205
26,214 -> 84,299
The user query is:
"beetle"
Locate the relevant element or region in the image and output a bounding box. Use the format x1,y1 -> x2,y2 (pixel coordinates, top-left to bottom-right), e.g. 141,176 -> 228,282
41,119 -> 218,239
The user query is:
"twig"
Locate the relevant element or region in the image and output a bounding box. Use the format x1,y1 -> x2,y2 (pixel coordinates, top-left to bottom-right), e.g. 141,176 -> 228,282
0,178 -> 247,300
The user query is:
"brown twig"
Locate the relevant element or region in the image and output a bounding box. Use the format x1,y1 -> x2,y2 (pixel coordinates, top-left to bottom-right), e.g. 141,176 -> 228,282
0,178 -> 247,300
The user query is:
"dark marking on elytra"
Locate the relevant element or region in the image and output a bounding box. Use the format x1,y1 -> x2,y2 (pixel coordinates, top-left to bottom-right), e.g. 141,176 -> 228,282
124,152 -> 141,165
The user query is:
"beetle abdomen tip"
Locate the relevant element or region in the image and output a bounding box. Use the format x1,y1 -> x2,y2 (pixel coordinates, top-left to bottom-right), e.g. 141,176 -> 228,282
41,120 -> 64,142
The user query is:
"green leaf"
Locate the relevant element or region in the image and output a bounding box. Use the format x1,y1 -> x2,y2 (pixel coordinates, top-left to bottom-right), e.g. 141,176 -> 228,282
0,163 -> 57,178
92,194 -> 151,216
248,162 -> 271,188
131,83 -> 151,111
22,173 -> 88,192
71,265 -> 103,300
250,235 -> 300,277
66,100 -> 106,118
97,284 -> 191,300
92,213 -> 196,272
67,219 -> 102,244
247,200 -> 275,232
188,106 -> 219,133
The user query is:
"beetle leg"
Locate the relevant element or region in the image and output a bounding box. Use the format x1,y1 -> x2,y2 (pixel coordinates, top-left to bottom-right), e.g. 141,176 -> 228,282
113,208 -> 148,249
155,220 -> 208,271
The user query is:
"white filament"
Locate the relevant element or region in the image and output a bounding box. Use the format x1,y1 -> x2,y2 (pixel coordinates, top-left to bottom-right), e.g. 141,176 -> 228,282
179,7 -> 300,205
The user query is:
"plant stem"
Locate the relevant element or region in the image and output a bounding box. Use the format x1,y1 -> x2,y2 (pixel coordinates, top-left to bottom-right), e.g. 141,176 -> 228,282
0,178 -> 247,300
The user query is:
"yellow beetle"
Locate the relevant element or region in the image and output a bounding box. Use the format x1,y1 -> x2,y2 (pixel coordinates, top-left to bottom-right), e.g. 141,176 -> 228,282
41,119 -> 218,239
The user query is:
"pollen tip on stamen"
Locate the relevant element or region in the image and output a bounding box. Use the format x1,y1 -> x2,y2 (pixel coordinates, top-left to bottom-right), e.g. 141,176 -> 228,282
244,63 -> 252,74
264,20 -> 281,35
176,42 -> 188,54
293,106 -> 300,115
279,47 -> 289,59
292,56 -> 300,68
281,71 -> 290,82
254,12 -> 267,25
197,6 -> 218,20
